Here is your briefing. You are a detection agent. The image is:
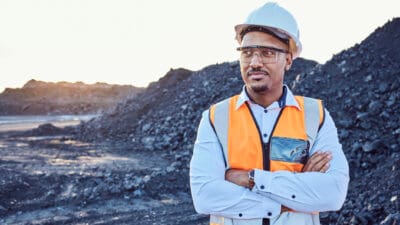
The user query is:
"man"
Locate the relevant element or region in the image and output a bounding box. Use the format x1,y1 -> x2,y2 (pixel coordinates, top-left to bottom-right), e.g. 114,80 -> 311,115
190,2 -> 349,225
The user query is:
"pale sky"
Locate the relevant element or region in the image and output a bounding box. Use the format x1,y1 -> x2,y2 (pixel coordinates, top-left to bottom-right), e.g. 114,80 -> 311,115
0,0 -> 399,92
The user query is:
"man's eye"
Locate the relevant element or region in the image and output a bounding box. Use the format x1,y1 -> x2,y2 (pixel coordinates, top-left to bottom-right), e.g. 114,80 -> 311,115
261,49 -> 275,57
243,50 -> 253,57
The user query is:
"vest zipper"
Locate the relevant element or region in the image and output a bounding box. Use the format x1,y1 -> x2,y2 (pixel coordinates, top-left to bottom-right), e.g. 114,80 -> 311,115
261,108 -> 285,225
245,103 -> 286,225
245,102 -> 285,171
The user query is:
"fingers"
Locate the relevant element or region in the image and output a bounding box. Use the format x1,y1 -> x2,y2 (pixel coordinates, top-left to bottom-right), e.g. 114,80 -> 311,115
311,152 -> 332,172
302,151 -> 332,172
302,151 -> 323,172
320,162 -> 330,173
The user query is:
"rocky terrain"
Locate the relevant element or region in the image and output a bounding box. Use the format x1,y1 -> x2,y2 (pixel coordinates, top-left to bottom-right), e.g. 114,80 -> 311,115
76,59 -> 316,144
292,18 -> 400,224
0,18 -> 399,225
0,79 -> 144,115
75,18 -> 400,224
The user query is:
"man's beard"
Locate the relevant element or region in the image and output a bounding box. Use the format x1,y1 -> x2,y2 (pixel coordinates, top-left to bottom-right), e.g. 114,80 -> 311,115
250,84 -> 269,93
247,68 -> 269,93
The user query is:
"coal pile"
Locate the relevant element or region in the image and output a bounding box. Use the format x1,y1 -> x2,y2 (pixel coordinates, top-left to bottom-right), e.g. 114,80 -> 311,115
74,18 -> 400,225
74,59 -> 316,215
76,59 -> 316,145
293,18 -> 400,224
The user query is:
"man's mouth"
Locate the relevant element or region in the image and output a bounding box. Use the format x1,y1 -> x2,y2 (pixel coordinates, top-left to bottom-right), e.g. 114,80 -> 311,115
248,71 -> 268,80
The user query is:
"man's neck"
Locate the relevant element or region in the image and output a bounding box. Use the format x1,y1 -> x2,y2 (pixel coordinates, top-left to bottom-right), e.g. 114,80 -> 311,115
245,86 -> 284,108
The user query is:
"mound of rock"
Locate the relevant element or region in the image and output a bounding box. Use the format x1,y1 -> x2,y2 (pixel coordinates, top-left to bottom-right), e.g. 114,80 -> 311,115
76,59 -> 316,144
0,79 -> 144,115
292,18 -> 400,224
74,59 -> 317,209
74,18 -> 400,225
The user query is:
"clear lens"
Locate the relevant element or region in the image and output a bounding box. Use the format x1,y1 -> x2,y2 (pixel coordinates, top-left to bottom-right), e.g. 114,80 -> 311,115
237,45 -> 288,64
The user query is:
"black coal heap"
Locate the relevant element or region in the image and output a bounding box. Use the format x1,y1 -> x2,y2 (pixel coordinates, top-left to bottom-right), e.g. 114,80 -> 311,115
75,18 -> 400,225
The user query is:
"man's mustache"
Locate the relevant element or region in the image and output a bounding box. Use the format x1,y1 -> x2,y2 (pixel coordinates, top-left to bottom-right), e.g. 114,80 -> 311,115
247,68 -> 269,76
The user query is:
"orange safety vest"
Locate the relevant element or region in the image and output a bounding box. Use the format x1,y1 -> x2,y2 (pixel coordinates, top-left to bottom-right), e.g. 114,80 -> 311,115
208,94 -> 324,225
209,94 -> 324,172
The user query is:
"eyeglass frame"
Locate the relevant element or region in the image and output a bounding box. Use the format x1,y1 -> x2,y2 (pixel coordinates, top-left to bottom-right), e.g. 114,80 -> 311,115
236,45 -> 289,64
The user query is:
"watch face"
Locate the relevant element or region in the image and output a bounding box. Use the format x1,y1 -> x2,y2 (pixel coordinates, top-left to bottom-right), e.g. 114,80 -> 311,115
249,170 -> 255,179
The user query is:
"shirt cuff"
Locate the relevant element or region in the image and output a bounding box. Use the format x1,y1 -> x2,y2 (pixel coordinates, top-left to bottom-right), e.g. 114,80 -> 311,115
246,189 -> 281,218
253,169 -> 274,193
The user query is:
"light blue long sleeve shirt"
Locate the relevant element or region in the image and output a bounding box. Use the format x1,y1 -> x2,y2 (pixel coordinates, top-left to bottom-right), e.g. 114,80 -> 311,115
190,86 -> 349,219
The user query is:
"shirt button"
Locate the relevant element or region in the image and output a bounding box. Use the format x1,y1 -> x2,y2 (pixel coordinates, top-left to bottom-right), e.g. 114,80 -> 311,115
267,212 -> 272,216
239,213 -> 243,217
260,185 -> 265,189
263,133 -> 268,138
264,109 -> 268,113
292,194 -> 296,199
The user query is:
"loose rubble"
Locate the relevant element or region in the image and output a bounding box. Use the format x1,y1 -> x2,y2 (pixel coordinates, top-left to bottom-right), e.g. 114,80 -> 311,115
292,18 -> 400,224
0,18 -> 399,225
76,18 -> 400,225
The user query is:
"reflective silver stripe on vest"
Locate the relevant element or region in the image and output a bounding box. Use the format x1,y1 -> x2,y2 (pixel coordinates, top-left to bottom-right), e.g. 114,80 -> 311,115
212,98 -> 230,169
303,97 -> 321,151
210,215 -> 224,225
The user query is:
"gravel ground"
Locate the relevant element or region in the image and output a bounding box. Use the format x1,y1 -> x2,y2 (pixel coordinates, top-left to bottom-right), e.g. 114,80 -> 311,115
1,18 -> 399,225
0,130 -> 205,225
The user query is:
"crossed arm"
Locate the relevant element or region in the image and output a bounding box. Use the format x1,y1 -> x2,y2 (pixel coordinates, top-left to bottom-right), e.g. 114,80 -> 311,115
190,110 -> 349,218
225,151 -> 333,188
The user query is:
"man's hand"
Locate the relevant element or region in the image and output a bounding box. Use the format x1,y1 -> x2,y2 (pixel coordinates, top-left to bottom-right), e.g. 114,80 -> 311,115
302,151 -> 332,172
225,169 -> 251,188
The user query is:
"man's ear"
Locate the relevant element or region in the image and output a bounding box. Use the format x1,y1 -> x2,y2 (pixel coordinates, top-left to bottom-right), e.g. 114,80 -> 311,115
285,54 -> 293,71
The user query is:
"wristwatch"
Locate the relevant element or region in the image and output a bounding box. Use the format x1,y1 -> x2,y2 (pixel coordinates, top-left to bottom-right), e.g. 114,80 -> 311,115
248,169 -> 255,189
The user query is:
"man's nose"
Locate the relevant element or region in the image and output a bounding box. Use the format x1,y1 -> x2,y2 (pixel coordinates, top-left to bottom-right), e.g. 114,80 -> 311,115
249,53 -> 263,67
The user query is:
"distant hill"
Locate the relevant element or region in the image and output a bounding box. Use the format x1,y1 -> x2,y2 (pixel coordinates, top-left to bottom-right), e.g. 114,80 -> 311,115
0,79 -> 145,115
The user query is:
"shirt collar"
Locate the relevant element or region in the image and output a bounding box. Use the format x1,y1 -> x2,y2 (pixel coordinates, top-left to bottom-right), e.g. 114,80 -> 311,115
236,85 -> 300,110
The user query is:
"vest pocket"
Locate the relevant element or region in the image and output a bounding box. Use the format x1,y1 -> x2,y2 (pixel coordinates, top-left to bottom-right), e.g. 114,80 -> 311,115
270,137 -> 309,164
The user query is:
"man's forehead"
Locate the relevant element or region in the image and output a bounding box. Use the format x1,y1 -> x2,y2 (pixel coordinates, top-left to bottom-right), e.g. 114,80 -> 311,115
241,31 -> 288,49
240,26 -> 290,45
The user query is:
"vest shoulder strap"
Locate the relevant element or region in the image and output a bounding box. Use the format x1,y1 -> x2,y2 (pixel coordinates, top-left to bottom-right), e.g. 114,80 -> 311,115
209,97 -> 232,169
302,96 -> 324,151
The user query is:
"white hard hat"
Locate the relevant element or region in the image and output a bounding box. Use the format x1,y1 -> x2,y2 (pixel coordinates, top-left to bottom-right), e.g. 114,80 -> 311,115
235,2 -> 302,59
